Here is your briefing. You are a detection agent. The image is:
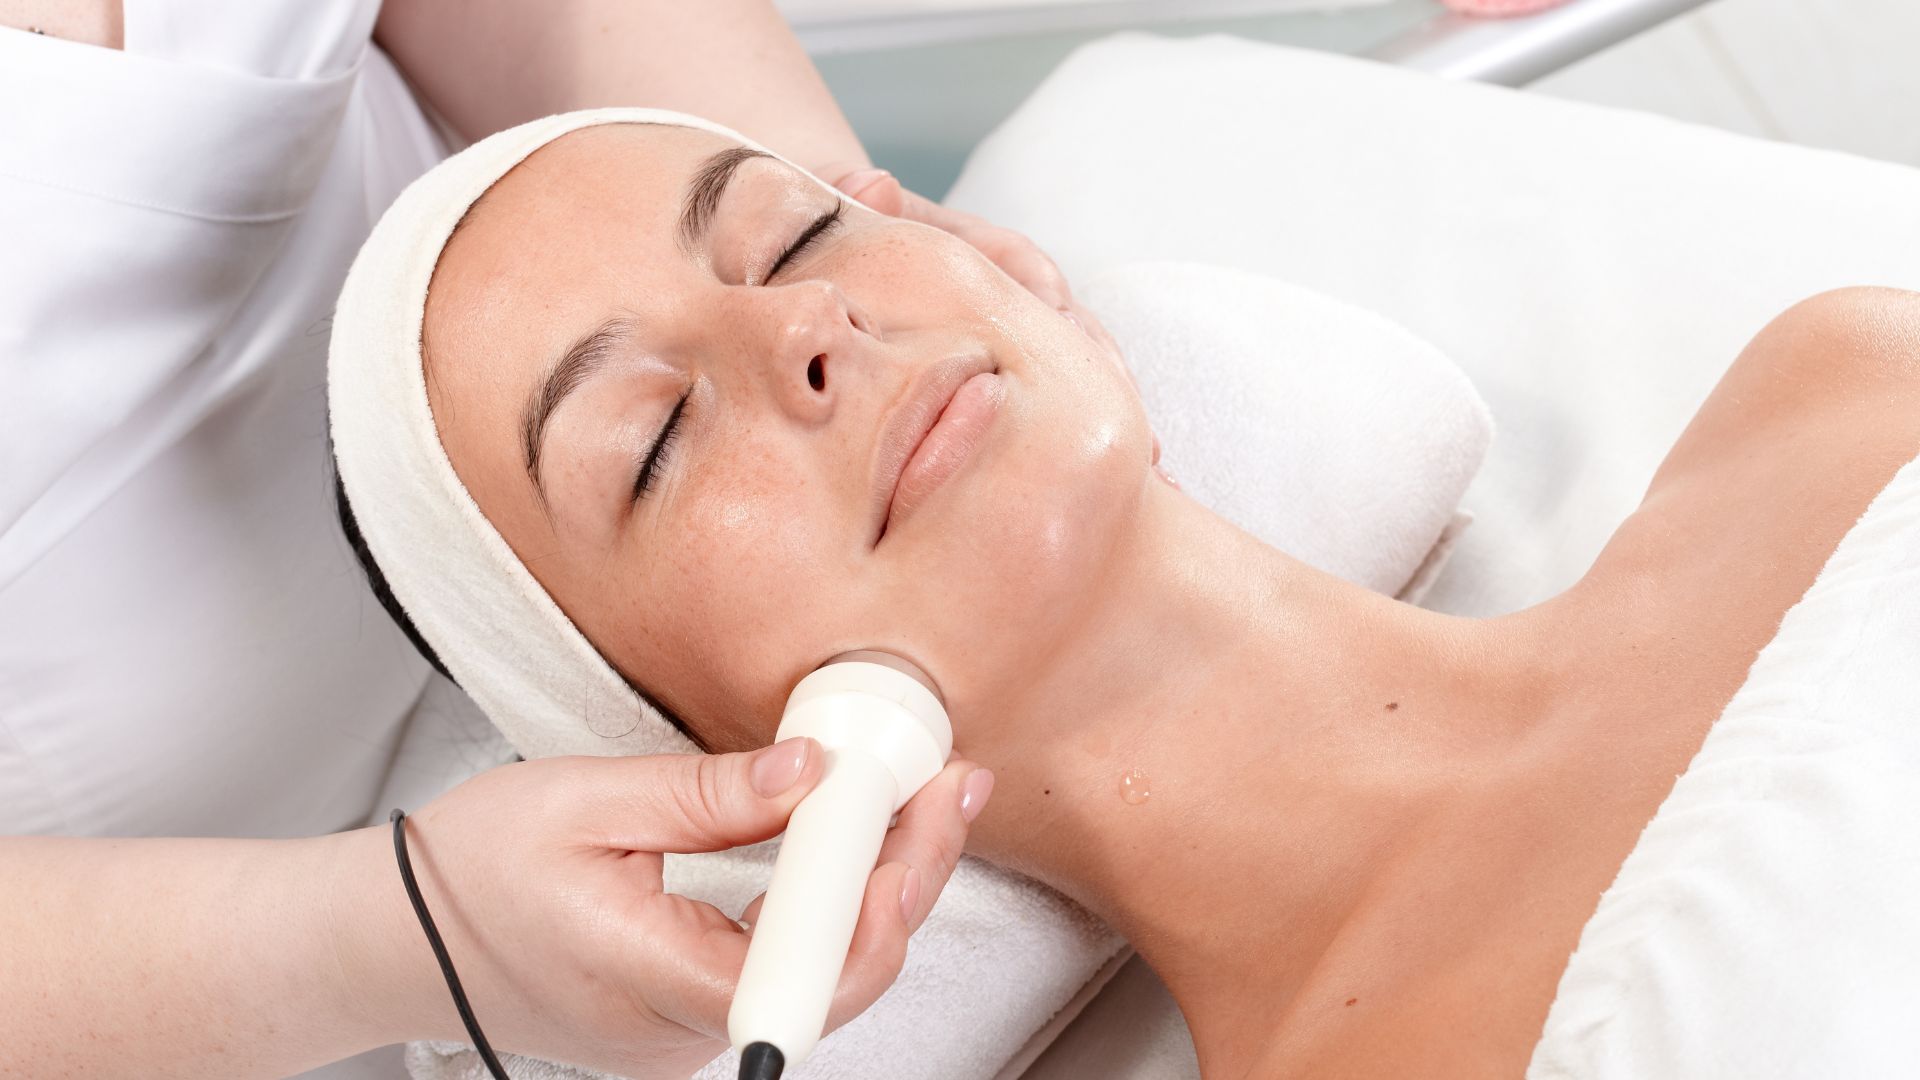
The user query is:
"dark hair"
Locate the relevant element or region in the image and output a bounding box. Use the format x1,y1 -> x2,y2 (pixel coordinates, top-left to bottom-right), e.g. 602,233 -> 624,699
331,466 -> 706,751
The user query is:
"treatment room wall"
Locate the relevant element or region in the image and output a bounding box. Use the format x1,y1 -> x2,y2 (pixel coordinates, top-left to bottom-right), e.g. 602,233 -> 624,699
800,0 -> 1437,200
799,0 -> 1920,200
1533,0 -> 1920,170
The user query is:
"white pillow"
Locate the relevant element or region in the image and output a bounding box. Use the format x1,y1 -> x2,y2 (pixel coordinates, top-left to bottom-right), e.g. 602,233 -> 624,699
1082,261 -> 1490,601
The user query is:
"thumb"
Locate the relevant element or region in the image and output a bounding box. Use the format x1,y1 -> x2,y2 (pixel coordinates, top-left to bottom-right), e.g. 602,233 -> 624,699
570,737 -> 822,855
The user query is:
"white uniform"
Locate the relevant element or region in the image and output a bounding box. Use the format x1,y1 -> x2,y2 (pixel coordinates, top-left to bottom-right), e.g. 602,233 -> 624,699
0,3 -> 446,844
2,6 -> 459,1074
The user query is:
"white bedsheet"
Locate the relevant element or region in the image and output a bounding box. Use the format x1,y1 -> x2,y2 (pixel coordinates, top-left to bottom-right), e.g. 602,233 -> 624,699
935,33 -> 1920,1078
1533,448 -> 1920,1077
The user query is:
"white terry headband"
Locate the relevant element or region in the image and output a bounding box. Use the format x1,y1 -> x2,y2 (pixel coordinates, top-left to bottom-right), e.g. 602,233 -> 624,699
329,107 -> 826,761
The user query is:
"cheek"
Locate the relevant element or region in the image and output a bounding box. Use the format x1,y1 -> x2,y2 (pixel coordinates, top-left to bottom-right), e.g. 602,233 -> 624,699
641,442 -> 852,732
902,311 -> 1153,709
980,365 -> 1144,601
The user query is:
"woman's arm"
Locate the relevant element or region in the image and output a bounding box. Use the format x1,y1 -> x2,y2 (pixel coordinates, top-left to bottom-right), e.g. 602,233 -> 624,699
0,826 -> 430,1078
374,0 -> 870,179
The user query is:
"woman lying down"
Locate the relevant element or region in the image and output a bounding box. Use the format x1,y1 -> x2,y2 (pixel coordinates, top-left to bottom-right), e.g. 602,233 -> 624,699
329,109 -> 1920,1079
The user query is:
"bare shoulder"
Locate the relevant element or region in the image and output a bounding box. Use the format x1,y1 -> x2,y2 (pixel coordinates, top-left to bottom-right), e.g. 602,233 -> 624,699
1648,286 -> 1919,489
1585,287 -> 1920,698
1633,286 -> 1920,537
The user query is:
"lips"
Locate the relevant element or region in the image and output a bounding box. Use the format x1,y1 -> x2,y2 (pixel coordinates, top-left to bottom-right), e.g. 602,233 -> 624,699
870,354 -> 997,545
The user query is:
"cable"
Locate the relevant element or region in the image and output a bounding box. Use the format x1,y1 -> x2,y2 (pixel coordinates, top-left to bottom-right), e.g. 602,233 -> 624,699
394,808 -> 771,1079
390,808 -> 513,1080
738,1041 -> 786,1080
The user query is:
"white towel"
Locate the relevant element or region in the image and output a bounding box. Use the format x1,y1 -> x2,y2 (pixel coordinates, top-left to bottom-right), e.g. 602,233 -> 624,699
1080,262 -> 1490,601
1531,448 -> 1920,1079
405,262 -> 1492,1080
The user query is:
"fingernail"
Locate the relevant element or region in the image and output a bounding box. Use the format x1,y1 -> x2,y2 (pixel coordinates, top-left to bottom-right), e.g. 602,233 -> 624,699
898,867 -> 922,922
835,168 -> 891,197
959,768 -> 996,822
750,737 -> 812,798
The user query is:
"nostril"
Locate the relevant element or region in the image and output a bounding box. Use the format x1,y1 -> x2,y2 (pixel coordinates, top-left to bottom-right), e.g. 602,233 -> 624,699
807,355 -> 826,392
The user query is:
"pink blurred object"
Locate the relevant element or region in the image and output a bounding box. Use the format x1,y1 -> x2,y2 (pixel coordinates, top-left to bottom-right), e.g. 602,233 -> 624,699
1441,0 -> 1574,15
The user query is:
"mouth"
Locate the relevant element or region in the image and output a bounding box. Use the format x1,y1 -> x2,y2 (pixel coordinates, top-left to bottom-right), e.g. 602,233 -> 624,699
870,354 -> 1001,546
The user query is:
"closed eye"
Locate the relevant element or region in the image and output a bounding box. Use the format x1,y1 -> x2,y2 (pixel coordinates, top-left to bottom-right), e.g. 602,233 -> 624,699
632,388 -> 691,504
764,204 -> 843,284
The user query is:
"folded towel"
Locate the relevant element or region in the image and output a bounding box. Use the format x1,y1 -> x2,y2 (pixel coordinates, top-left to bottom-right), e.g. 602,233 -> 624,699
1080,261 -> 1491,601
406,263 -> 1492,1080
1530,449 -> 1920,1079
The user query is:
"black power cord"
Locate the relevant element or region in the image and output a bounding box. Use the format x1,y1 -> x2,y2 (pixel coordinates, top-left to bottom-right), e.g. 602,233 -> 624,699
390,808 -> 513,1080
395,808 -> 783,1080
738,1041 -> 786,1080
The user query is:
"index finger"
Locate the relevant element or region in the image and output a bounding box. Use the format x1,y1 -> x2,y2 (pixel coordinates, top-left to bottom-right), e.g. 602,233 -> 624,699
819,758 -> 990,1031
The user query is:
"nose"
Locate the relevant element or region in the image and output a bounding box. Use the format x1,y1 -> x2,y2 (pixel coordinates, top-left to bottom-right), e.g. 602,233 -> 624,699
742,279 -> 872,419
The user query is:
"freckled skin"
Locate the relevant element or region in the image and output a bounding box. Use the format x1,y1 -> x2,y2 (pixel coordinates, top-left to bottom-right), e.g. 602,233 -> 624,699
414,123 -> 1920,1080
422,124 -> 1153,753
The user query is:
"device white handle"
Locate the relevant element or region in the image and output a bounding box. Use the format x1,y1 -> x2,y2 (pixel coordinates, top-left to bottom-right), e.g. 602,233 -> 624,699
728,747 -> 896,1065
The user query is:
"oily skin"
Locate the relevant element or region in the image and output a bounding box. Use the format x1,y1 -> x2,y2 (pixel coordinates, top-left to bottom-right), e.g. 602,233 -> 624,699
423,125 -> 1920,1077
424,123 -> 1152,754
423,123 -> 1582,1077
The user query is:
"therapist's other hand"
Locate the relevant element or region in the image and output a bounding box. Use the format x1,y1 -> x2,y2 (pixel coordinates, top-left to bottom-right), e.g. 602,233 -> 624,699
828,165 -> 1071,308
828,167 -> 1171,486
367,739 -> 990,1079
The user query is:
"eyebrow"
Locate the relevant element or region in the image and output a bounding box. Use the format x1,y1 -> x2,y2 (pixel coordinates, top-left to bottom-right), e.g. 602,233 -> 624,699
677,146 -> 772,253
521,317 -> 636,495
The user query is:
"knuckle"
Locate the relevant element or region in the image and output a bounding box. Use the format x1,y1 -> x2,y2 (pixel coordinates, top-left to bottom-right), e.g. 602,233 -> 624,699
856,930 -> 910,994
907,816 -> 967,880
875,931 -> 909,984
930,818 -> 968,872
672,755 -> 733,828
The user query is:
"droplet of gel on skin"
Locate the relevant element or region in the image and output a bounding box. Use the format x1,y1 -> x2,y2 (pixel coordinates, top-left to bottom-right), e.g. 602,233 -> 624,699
1119,769 -> 1152,805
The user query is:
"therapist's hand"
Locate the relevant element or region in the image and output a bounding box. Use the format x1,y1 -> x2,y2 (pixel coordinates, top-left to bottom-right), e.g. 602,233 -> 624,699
827,166 -> 1172,486
360,738 -> 990,1079
827,166 -> 1073,309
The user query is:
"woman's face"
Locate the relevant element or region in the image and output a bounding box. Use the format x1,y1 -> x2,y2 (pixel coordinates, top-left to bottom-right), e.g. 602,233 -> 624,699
423,123 -> 1151,753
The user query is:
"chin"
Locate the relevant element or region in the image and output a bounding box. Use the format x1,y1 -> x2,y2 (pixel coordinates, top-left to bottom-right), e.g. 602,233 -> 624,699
940,395 -> 1148,623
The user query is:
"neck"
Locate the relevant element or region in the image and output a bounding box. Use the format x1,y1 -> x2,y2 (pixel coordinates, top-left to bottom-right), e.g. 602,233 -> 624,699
960,477 -> 1570,1067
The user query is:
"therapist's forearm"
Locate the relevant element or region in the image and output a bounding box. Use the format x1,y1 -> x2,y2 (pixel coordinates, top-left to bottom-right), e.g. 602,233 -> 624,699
0,828 -> 427,1077
375,0 -> 870,177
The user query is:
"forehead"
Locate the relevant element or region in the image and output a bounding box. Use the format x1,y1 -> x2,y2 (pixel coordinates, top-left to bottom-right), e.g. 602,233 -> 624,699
421,125 -> 739,459
417,124 -> 747,549
428,122 -> 738,335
